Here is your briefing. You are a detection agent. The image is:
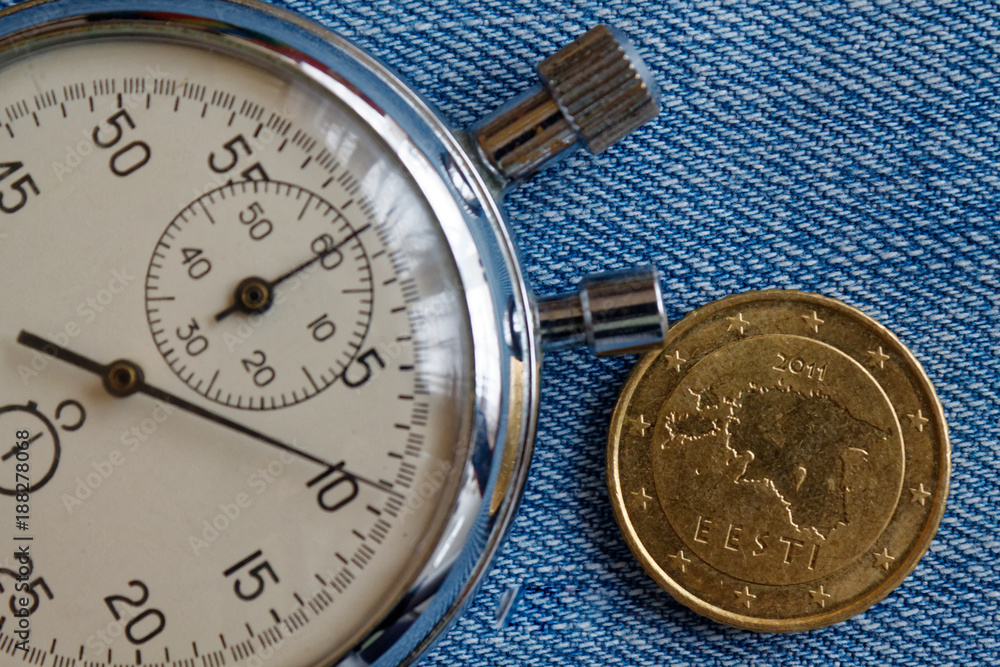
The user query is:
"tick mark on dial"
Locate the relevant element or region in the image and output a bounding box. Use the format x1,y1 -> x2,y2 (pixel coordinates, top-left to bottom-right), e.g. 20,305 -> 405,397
302,366 -> 320,392
205,370 -> 220,396
198,200 -> 216,224
298,194 -> 314,220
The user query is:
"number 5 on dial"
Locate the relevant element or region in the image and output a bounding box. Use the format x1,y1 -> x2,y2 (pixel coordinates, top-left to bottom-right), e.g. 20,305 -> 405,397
224,550 -> 280,601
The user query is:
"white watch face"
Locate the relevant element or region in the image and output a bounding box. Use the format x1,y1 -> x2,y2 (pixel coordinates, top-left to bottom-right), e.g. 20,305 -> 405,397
0,18 -> 473,667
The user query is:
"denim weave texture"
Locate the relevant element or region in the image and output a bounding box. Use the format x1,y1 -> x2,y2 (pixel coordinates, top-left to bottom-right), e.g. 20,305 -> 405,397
290,0 -> 996,664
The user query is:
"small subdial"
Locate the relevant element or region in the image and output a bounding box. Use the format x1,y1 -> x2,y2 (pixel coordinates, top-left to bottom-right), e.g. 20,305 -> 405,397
146,180 -> 374,410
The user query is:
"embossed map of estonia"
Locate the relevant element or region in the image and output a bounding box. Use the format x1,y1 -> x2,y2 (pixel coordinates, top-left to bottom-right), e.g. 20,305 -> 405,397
610,294 -> 947,629
654,381 -> 903,585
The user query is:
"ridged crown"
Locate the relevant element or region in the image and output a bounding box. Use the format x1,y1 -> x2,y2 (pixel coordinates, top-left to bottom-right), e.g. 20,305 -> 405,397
537,25 -> 660,154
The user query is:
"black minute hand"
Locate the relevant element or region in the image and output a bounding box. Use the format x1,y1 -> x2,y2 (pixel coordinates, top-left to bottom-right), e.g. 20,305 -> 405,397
16,331 -> 400,498
214,223 -> 371,322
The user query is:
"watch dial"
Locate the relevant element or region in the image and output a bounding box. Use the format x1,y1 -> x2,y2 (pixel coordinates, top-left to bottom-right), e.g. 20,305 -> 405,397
0,21 -> 473,667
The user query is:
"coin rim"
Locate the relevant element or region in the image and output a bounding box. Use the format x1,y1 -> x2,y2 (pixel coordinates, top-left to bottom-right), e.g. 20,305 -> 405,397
607,290 -> 951,632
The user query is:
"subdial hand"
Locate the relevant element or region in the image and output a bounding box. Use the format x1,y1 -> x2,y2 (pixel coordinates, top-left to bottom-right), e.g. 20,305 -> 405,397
2,431 -> 43,461
16,331 -> 401,498
214,223 -> 371,322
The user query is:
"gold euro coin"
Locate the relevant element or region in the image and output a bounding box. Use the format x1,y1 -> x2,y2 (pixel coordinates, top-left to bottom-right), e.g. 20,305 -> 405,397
607,290 -> 949,631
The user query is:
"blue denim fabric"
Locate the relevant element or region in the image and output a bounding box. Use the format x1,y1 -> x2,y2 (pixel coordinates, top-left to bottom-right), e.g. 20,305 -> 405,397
270,0 -> 998,664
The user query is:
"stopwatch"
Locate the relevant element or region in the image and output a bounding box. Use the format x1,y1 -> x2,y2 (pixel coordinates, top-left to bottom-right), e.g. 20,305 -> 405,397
0,2 -> 664,666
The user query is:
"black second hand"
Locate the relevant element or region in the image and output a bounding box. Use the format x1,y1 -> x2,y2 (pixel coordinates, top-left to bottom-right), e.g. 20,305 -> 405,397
16,331 -> 402,499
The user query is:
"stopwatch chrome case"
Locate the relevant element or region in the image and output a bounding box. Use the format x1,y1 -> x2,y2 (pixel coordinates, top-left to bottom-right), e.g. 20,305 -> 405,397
0,1 -> 664,665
